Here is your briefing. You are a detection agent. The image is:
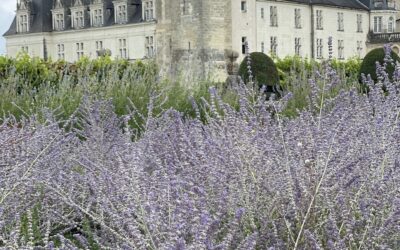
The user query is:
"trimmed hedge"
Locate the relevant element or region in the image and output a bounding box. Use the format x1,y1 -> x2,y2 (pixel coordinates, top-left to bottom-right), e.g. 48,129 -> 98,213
359,47 -> 400,82
239,52 -> 279,91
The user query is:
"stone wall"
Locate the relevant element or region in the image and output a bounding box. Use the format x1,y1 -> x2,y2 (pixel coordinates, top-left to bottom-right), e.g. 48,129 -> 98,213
6,22 -> 156,61
155,0 -> 232,80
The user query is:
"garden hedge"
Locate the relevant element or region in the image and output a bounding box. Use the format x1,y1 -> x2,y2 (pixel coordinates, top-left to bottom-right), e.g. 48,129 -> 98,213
239,52 -> 280,92
359,47 -> 400,82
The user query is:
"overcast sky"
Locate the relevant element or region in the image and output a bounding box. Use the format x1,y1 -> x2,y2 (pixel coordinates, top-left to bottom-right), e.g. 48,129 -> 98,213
0,0 -> 17,55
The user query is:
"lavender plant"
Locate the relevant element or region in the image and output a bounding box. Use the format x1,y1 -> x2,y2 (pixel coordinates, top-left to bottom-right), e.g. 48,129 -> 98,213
0,55 -> 400,250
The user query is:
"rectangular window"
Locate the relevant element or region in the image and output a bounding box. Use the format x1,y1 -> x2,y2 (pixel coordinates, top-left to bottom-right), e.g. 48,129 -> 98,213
357,41 -> 363,57
295,8 -> 301,29
337,12 -> 344,31
182,0 -> 189,15
54,13 -> 64,30
241,1 -> 247,12
338,40 -> 344,59
18,15 -> 29,33
388,1 -> 396,8
57,44 -> 65,60
270,36 -> 277,55
261,42 -> 265,53
357,14 -> 363,32
242,37 -> 247,54
388,17 -> 394,33
96,41 -> 103,51
316,38 -> 323,59
146,36 -> 155,58
316,10 -> 323,30
93,9 -> 103,26
119,38 -> 128,59
270,6 -> 278,26
374,16 -> 383,33
145,1 -> 154,21
261,8 -> 264,19
117,5 -> 127,24
76,42 -> 84,60
74,11 -> 84,28
295,37 -> 301,56
21,46 -> 29,53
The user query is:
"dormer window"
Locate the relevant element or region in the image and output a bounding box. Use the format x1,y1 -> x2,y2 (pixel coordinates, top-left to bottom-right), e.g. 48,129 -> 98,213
90,0 -> 106,27
92,9 -> 103,26
52,0 -> 67,31
53,13 -> 65,30
71,0 -> 87,29
17,14 -> 29,33
144,1 -> 154,21
16,0 -> 31,33
73,10 -> 85,28
116,4 -> 127,24
374,0 -> 384,8
388,0 -> 396,9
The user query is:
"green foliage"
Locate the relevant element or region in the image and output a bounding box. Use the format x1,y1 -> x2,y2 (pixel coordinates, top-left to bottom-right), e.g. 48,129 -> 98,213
82,217 -> 100,250
273,56 -> 362,118
0,54 -> 365,127
359,47 -> 400,82
274,55 -> 314,73
274,55 -> 362,80
0,55 -> 239,132
330,57 -> 362,77
19,203 -> 42,246
238,52 -> 280,89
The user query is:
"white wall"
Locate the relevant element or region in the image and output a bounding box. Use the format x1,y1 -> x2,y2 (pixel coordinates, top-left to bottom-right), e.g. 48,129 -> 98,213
256,1 -> 312,58
313,5 -> 369,60
231,0 -> 257,63
6,33 -> 48,57
370,10 -> 397,32
6,22 -> 156,61
233,0 -> 370,61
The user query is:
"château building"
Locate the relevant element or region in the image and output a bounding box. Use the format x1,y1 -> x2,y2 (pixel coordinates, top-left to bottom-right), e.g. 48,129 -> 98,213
3,0 -> 400,79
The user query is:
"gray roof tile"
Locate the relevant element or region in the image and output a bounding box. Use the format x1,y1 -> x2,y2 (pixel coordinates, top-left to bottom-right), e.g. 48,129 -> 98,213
2,0 -> 393,37
289,0 -> 369,10
4,0 -> 144,36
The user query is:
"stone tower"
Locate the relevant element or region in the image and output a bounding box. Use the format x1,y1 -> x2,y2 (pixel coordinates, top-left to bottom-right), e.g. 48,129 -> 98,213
155,0 -> 232,79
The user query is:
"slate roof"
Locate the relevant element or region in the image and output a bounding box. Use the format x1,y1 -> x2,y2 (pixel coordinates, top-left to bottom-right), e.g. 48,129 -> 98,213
359,0 -> 372,8
359,0 -> 397,10
4,0 -> 143,36
291,0 -> 394,11
4,0 -> 53,36
2,0 -> 394,37
289,0 -> 370,10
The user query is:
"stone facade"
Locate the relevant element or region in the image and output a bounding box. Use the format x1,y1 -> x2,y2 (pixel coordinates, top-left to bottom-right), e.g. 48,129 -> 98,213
3,0 -> 400,80
155,0 -> 232,78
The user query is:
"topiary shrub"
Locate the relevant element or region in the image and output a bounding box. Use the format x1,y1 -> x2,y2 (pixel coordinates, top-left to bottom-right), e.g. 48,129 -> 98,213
238,52 -> 280,93
359,47 -> 400,82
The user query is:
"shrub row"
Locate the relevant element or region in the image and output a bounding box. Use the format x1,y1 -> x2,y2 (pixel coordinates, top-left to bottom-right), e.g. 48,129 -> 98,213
0,53 -> 363,89
0,48 -> 396,125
